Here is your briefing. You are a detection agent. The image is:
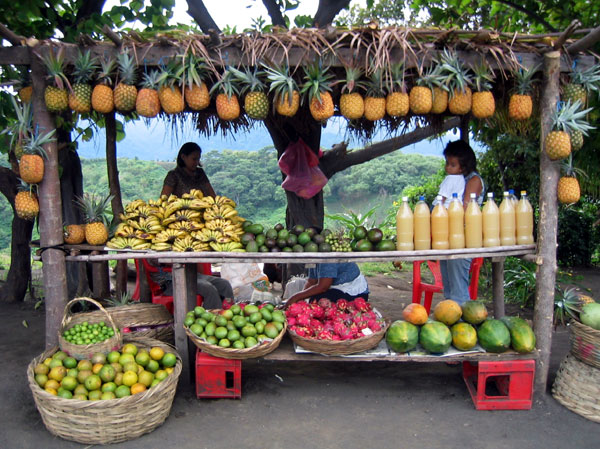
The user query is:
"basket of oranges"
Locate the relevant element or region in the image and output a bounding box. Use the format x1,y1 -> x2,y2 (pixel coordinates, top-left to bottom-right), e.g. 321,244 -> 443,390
27,336 -> 181,445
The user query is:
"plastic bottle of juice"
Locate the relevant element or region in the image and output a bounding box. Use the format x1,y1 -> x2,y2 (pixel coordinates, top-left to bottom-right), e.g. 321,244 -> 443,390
482,192 -> 500,247
499,191 -> 516,246
516,190 -> 535,244
448,193 -> 465,249
396,196 -> 414,251
508,189 -> 519,206
465,193 -> 482,248
413,196 -> 431,250
431,195 -> 449,249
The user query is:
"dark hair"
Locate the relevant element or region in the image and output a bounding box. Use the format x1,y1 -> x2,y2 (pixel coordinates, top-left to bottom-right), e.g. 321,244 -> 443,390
176,142 -> 202,167
443,140 -> 477,175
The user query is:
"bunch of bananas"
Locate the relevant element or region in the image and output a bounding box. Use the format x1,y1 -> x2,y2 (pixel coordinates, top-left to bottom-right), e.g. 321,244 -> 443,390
107,192 -> 247,252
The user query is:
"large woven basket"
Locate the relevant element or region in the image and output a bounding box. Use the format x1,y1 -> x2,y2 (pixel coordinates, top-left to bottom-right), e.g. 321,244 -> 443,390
75,302 -> 174,344
58,297 -> 122,360
27,336 -> 182,445
288,321 -> 389,356
184,320 -> 287,360
552,353 -> 600,423
569,320 -> 600,369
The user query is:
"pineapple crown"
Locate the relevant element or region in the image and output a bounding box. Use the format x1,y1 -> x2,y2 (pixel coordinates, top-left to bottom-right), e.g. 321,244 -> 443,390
568,63 -> 600,94
208,67 -> 240,99
17,179 -> 36,194
42,47 -> 70,90
23,127 -> 55,158
3,96 -> 33,150
116,50 -> 137,85
340,66 -> 366,94
512,64 -> 540,95
554,285 -> 582,326
386,62 -> 407,94
365,68 -> 386,97
157,59 -> 184,89
300,61 -> 333,103
551,100 -> 595,135
439,49 -> 472,95
139,69 -> 161,89
229,66 -> 266,94
471,61 -> 494,92
96,56 -> 116,86
72,50 -> 98,84
560,154 -> 586,179
75,193 -> 113,224
264,63 -> 299,105
414,65 -> 438,90
181,53 -> 209,90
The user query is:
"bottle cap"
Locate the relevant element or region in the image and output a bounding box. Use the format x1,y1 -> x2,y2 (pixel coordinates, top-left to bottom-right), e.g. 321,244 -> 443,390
487,192 -> 494,198
436,195 -> 442,201
419,195 -> 425,201
470,193 -> 476,199
402,196 -> 408,201
452,192 -> 458,198
503,191 -> 509,196
521,190 -> 527,195
509,189 -> 515,194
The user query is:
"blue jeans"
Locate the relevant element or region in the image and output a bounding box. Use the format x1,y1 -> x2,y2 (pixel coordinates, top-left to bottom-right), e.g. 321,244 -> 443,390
440,259 -> 471,304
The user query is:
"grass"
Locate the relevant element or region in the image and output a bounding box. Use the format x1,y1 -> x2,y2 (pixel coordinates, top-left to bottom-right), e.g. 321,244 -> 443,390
358,261 -> 406,277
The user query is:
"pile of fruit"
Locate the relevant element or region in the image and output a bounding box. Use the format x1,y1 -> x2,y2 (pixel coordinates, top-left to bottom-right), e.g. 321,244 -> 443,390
285,298 -> 385,340
32,343 -> 177,400
554,287 -> 600,330
107,191 -> 246,251
185,304 -> 286,349
386,300 -> 536,354
349,225 -> 395,252
62,320 -> 115,345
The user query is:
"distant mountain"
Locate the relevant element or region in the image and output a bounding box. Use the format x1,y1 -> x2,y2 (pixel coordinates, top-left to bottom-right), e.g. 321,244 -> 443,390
76,116 -> 480,160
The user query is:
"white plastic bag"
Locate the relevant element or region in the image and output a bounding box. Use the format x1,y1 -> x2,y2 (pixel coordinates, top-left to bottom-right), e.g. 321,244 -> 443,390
220,263 -> 268,301
282,276 -> 307,300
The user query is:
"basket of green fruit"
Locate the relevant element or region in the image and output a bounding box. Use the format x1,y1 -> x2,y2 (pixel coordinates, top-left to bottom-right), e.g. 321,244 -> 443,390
184,303 -> 286,360
58,297 -> 122,360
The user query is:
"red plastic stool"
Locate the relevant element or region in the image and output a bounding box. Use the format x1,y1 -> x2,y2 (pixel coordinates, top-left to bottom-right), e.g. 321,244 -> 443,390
195,350 -> 241,399
462,360 -> 535,410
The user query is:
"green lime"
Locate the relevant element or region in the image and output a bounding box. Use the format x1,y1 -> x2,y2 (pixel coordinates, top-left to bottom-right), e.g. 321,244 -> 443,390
232,340 -> 245,349
218,338 -> 231,348
214,326 -> 228,340
227,329 -> 241,342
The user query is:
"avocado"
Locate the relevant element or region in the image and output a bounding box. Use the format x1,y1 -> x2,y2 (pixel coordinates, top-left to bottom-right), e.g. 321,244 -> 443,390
278,229 -> 290,240
255,234 -> 266,246
277,238 -> 288,248
292,224 -> 305,235
240,232 -> 255,245
265,238 -> 277,248
353,225 -> 367,240
270,246 -> 281,252
266,228 -> 278,240
318,242 -> 332,252
246,223 -> 264,235
321,228 -> 332,238
297,231 -> 311,245
274,223 -> 284,232
312,234 -> 325,245
282,246 -> 293,252
286,234 -> 298,246
356,239 -> 373,251
350,239 -> 358,251
246,241 -> 259,252
305,227 -> 317,238
242,220 -> 253,231
292,244 -> 304,252
259,245 -> 269,252
366,228 -> 383,243
376,239 -> 396,251
304,241 -> 319,252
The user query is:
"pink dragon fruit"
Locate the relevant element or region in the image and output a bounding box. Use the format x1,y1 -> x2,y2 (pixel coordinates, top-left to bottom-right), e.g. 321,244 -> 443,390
353,297 -> 370,312
287,302 -> 304,318
317,330 -> 333,340
287,317 -> 297,326
332,334 -> 342,341
367,319 -> 382,332
309,319 -> 323,333
325,307 -> 338,320
317,298 -> 332,309
309,304 -> 325,319
297,313 -> 311,328
334,322 -> 352,339
323,321 -> 335,333
336,299 -> 348,311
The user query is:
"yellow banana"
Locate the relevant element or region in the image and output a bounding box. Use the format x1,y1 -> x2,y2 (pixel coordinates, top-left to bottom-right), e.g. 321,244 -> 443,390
151,242 -> 173,251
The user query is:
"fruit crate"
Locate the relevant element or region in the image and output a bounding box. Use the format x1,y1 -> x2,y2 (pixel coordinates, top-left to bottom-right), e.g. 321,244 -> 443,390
196,350 -> 241,399
27,336 -> 181,445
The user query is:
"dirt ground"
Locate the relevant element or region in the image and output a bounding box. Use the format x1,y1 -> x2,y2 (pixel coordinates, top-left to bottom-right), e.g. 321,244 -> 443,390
1,266 -> 599,448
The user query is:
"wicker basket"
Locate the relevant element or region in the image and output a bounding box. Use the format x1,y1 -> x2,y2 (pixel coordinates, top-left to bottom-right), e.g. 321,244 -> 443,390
552,354 -> 600,423
288,321 -> 390,356
28,336 -> 182,445
184,320 -> 287,360
75,303 -> 174,345
58,297 -> 122,360
569,320 -> 600,369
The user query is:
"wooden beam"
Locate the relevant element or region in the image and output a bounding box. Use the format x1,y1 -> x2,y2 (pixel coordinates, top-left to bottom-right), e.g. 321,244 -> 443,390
101,25 -> 122,47
0,23 -> 25,46
533,50 -> 561,395
491,259 -> 505,318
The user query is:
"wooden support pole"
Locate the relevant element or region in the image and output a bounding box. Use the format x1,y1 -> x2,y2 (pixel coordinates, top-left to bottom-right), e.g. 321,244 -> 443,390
172,262 -> 197,387
533,51 -> 561,394
30,48 -> 69,349
491,258 -> 505,318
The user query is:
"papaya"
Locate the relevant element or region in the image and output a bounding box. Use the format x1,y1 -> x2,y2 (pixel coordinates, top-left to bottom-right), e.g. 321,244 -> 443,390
477,319 -> 510,353
402,303 -> 429,325
461,300 -> 488,325
386,320 -> 419,353
580,302 -> 600,330
419,321 -> 452,354
500,316 -> 536,353
433,299 -> 462,326
450,322 -> 477,351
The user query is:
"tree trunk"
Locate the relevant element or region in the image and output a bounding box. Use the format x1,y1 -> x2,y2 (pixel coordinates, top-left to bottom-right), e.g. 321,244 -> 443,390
534,51 -> 561,394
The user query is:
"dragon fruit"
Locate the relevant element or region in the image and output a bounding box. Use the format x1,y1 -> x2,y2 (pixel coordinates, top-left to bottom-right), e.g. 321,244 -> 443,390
325,307 -> 338,320
336,299 -> 348,311
317,298 -> 332,309
309,304 -> 325,319
287,316 -> 297,326
297,313 -> 311,328
287,302 -> 304,318
353,297 -> 370,312
317,330 -> 333,340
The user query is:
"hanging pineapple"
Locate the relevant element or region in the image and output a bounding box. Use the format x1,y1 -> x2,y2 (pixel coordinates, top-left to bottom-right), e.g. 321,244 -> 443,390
69,50 -> 98,114
508,65 -> 538,121
440,50 -> 472,115
339,66 -> 365,120
265,64 -> 300,117
136,70 -> 161,118
557,155 -> 582,205
471,62 -> 495,119
157,60 -> 185,114
230,66 -> 269,120
42,48 -> 69,113
562,63 -> 600,107
113,50 -> 138,112
63,224 -> 86,245
75,193 -> 112,246
19,128 -> 55,184
182,54 -> 211,111
301,61 -> 334,122
14,182 -> 39,221
545,100 -> 593,161
5,96 -> 33,160
91,56 -> 116,114
209,68 -> 241,121
426,64 -> 449,114
385,62 -> 409,117
17,68 -> 32,103
409,67 -> 433,115
364,68 -> 386,121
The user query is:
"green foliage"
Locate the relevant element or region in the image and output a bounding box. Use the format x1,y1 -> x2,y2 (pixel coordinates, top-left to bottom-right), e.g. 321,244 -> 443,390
503,257 -> 537,308
557,197 -> 600,267
401,164 -> 446,205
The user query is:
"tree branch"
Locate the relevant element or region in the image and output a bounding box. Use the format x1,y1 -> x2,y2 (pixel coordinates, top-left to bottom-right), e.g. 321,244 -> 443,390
495,0 -> 557,32
313,0 -> 350,28
567,24 -> 600,54
262,0 -> 287,28
75,0 -> 106,26
553,19 -> 580,50
320,117 -> 461,177
186,0 -> 221,34
0,23 -> 25,46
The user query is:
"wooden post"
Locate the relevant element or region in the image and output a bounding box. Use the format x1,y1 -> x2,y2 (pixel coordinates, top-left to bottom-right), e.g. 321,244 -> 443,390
171,262 -> 197,387
534,51 -> 561,394
30,48 -> 69,348
491,258 -> 505,318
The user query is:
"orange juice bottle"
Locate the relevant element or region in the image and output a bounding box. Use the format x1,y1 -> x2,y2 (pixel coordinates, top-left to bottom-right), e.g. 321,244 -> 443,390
431,195 -> 449,249
465,193 -> 482,248
413,196 -> 431,250
499,191 -> 516,246
482,192 -> 500,247
448,193 -> 465,249
396,196 -> 414,251
516,190 -> 535,244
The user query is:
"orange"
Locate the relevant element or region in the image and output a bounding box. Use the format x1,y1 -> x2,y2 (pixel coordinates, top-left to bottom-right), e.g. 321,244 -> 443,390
155,369 -> 168,381
45,379 -> 60,391
35,374 -> 48,388
48,366 -> 67,382
135,351 -> 150,367
118,353 -> 135,366
101,382 -> 117,393
165,367 -> 174,374
77,369 -> 92,384
161,353 -> 177,368
88,390 -> 102,400
74,384 -> 88,396
121,343 -> 138,356
138,370 -> 154,387
115,385 -> 131,398
149,347 -> 164,361
130,383 -> 147,395
122,361 -> 139,374
43,357 -> 53,367
114,372 -> 124,386
60,376 -> 78,391
146,359 -> 159,373
92,363 -> 104,374
44,387 -> 58,396
34,363 -> 49,375
100,391 -> 116,400
122,370 -> 138,387
84,374 -> 102,391
77,359 -> 92,371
